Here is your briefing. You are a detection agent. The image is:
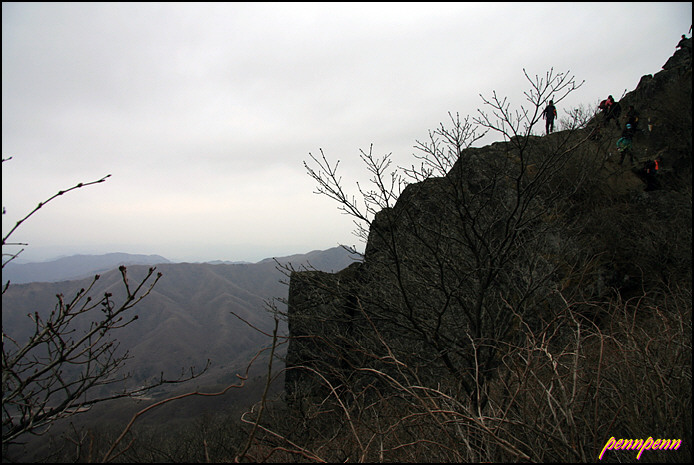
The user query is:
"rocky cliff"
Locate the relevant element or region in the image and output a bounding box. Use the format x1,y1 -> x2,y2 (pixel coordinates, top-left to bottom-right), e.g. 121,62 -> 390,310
284,40 -> 692,407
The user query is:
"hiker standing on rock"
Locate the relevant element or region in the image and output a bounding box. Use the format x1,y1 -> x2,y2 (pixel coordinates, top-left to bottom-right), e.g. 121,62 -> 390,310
542,100 -> 557,135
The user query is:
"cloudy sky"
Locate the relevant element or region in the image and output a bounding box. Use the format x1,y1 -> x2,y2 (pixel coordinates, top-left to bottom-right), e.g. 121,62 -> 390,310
2,2 -> 691,263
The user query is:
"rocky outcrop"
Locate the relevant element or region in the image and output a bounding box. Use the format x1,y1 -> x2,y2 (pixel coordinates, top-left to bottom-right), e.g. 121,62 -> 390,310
285,39 -> 692,405
620,37 -> 691,176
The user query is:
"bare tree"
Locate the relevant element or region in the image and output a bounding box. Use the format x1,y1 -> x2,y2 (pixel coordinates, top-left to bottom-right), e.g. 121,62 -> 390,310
298,69 -> 590,410
2,160 -> 207,446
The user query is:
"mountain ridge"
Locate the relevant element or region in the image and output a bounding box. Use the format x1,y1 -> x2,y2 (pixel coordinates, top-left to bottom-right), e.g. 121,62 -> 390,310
2,252 -> 171,284
2,247 -> 361,285
2,246 -> 360,390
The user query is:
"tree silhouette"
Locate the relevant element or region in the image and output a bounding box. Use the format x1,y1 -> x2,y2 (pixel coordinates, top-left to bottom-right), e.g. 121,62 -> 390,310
2,160 -> 207,446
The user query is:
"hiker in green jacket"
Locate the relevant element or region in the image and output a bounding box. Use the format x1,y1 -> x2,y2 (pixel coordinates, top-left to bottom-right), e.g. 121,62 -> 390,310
617,124 -> 636,166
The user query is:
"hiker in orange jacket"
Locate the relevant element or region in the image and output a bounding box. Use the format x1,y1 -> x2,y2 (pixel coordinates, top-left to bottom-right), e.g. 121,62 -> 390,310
643,156 -> 662,191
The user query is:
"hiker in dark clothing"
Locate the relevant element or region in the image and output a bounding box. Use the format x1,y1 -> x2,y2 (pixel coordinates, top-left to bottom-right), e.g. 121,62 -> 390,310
617,124 -> 636,165
625,105 -> 640,131
676,34 -> 690,50
643,156 -> 662,191
543,100 -> 557,134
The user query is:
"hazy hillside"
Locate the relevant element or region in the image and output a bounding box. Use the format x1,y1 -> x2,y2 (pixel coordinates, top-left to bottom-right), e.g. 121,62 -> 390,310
2,252 -> 170,284
2,246 -> 359,392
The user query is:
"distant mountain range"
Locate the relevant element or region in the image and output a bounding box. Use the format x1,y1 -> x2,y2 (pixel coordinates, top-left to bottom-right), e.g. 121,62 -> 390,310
2,252 -> 171,285
2,248 -> 359,285
2,247 -> 360,393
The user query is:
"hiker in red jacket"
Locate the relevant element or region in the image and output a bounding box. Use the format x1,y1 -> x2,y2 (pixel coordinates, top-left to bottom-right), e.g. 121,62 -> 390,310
542,100 -> 557,135
602,95 -> 622,129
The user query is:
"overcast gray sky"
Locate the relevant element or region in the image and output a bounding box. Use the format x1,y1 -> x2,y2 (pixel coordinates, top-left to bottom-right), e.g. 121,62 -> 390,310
2,2 -> 691,263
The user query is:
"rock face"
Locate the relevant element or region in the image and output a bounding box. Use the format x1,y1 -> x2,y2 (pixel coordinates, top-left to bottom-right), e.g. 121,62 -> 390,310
285,40 -> 692,406
621,38 -> 691,172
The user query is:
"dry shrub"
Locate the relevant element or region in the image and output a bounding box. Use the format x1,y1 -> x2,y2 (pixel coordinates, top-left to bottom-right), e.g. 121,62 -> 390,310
241,284 -> 691,463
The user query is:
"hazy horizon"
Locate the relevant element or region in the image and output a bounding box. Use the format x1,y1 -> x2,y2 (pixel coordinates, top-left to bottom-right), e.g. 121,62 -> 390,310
6,244 -> 358,265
